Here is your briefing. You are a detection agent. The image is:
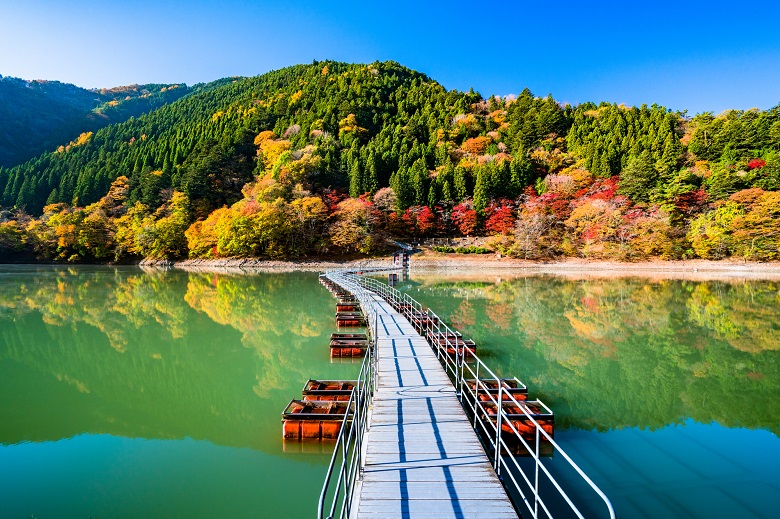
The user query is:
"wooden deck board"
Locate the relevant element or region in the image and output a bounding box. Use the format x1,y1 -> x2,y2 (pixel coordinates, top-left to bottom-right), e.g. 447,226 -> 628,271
361,466 -> 499,482
327,275 -> 518,519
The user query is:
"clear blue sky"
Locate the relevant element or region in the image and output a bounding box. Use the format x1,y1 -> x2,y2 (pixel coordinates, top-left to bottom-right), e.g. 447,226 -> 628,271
1,0 -> 778,115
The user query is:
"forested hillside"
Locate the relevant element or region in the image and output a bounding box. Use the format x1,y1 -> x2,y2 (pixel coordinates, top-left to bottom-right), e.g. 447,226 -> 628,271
0,76 -> 192,167
0,61 -> 779,262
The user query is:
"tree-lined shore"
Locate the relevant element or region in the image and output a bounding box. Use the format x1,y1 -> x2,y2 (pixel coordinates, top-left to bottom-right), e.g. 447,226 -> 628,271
1,61 -> 778,263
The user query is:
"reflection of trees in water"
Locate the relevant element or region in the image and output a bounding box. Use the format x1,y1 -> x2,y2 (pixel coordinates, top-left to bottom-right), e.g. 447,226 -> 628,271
0,268 -> 337,451
405,276 -> 780,436
687,282 -> 780,353
184,273 -> 331,394
0,269 -> 191,351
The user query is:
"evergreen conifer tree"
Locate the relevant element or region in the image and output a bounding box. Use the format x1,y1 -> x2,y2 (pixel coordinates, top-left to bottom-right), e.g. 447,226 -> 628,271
454,165 -> 469,201
618,151 -> 658,203
473,168 -> 490,213
410,158 -> 428,206
390,166 -> 412,210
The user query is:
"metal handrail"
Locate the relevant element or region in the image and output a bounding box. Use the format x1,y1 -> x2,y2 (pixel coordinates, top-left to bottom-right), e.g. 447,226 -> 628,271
317,268 -> 401,519
328,270 -> 615,519
316,323 -> 374,519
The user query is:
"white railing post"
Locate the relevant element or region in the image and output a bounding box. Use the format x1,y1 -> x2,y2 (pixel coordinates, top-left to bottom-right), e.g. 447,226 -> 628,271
534,424 -> 540,519
473,362 -> 480,428
494,383 -> 503,474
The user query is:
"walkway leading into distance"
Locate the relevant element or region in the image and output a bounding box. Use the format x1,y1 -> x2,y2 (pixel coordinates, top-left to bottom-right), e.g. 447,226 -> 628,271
330,282 -> 518,519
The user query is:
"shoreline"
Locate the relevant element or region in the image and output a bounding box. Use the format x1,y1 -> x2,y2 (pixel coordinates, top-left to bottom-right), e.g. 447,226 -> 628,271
140,254 -> 780,280
4,255 -> 779,280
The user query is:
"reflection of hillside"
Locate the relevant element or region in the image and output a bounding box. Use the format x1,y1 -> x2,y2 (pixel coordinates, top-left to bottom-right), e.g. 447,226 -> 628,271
687,282 -> 780,353
0,268 -> 345,453
0,269 -> 190,351
403,276 -> 780,436
183,273 -> 332,394
0,311 -> 258,446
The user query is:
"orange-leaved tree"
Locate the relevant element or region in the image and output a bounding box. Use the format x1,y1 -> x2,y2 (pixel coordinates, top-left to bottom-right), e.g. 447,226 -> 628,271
329,198 -> 380,255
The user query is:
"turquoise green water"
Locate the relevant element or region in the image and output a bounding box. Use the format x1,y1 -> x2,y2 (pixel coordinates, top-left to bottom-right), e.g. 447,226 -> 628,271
397,272 -> 780,518
2,267 -> 779,518
0,266 -> 357,519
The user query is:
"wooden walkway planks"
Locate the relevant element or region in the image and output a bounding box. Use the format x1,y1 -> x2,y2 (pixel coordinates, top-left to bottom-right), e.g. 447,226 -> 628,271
344,290 -> 518,519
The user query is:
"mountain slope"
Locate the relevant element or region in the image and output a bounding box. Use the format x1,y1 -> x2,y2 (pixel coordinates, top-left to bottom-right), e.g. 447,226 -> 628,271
1,61 -> 474,214
0,76 -> 191,168
0,60 -> 778,264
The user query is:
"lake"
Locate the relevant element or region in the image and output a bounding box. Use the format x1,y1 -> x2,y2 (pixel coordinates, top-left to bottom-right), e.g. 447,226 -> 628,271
1,266 -> 778,518
0,266 -> 357,519
396,271 -> 780,518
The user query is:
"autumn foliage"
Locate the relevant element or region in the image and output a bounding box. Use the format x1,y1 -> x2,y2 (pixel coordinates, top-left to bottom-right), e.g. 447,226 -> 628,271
483,200 -> 515,235
451,201 -> 478,236
461,136 -> 492,155
2,62 -> 780,263
747,158 -> 767,170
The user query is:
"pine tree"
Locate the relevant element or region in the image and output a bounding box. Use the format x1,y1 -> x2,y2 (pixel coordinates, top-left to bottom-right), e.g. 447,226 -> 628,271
440,161 -> 455,203
618,152 -> 658,203
427,176 -> 440,208
492,160 -> 512,198
390,166 -> 412,210
410,158 -> 428,206
15,177 -> 32,208
454,165 -> 469,201
598,153 -> 611,177
348,151 -> 363,198
473,168 -> 490,213
656,133 -> 682,178
363,149 -> 379,194
434,140 -> 450,166
510,153 -> 533,193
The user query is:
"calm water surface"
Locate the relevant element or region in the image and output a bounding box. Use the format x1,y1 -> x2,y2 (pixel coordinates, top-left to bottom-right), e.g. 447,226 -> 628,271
397,271 -> 780,518
0,266 -> 357,519
1,266 -> 779,518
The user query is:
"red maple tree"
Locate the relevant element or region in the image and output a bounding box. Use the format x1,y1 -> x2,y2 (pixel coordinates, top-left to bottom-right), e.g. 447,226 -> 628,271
747,158 -> 767,170
451,201 -> 479,235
